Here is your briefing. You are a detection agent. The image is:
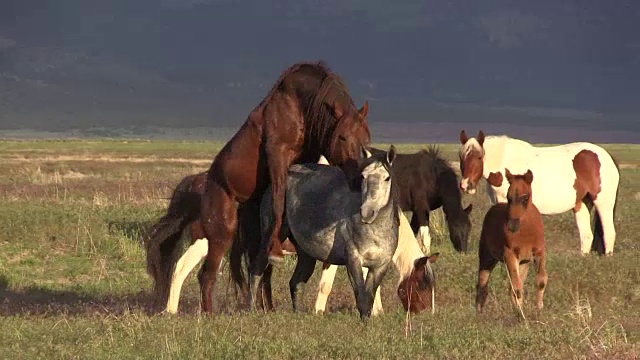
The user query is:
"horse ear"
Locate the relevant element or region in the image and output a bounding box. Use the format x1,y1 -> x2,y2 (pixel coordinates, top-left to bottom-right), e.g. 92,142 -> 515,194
413,256 -> 430,269
477,130 -> 485,146
330,101 -> 345,119
361,145 -> 372,159
359,101 -> 369,118
428,252 -> 440,263
505,168 -> 513,182
387,144 -> 397,165
459,130 -> 468,145
464,204 -> 472,215
524,169 -> 534,184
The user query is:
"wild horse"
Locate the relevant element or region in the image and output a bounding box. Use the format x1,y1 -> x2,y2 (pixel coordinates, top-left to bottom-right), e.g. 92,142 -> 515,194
249,146 -> 400,320
459,130 -> 619,255
151,61 -> 371,314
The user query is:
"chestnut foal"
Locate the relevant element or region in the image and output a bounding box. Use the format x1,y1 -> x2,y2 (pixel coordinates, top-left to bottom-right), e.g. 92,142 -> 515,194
476,169 -> 547,313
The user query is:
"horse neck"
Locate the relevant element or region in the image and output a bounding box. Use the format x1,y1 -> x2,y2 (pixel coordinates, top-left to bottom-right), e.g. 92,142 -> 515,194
393,210 -> 425,283
437,171 -> 466,222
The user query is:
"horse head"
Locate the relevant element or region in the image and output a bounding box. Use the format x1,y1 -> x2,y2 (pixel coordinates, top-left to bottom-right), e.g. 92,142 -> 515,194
326,101 -> 371,189
397,253 -> 440,314
458,129 -> 485,194
505,168 -> 534,233
359,144 -> 396,224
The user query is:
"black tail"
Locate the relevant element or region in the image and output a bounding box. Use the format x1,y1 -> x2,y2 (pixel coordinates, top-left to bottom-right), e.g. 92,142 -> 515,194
590,208 -> 605,254
144,173 -> 204,309
590,154 -> 620,255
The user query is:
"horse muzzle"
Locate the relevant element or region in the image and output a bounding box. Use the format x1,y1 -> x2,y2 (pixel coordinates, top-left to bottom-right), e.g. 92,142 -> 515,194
360,207 -> 378,224
507,219 -> 521,233
460,178 -> 476,195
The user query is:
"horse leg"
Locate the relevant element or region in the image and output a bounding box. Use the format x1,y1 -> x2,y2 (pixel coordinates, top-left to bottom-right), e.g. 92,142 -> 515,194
264,148 -> 297,264
363,263 -> 391,319
518,261 -> 530,304
574,204 -> 594,255
289,250 -> 317,313
534,253 -> 548,311
314,263 -> 338,314
410,207 -> 431,253
476,241 -> 498,313
166,238 -> 208,314
504,251 -> 524,309
199,186 -> 238,314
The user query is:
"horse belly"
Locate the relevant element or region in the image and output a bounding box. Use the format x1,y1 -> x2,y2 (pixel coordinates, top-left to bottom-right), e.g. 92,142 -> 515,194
290,225 -> 348,265
529,165 -> 576,215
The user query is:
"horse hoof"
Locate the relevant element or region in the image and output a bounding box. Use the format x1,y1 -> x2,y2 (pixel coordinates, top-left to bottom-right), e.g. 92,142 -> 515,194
268,255 -> 285,265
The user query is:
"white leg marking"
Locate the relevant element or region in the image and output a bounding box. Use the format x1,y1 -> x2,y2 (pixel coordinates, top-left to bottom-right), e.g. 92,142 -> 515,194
166,238 -> 208,314
574,206 -> 593,255
417,225 -> 431,254
314,264 -> 338,314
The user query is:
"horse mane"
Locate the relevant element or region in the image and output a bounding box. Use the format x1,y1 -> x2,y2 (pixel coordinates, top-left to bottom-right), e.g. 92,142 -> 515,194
420,146 -> 454,183
260,61 -> 355,153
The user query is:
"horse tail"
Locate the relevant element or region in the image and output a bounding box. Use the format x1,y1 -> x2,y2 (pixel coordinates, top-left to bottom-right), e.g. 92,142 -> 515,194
144,174 -> 203,308
591,154 -> 620,254
229,221 -> 248,302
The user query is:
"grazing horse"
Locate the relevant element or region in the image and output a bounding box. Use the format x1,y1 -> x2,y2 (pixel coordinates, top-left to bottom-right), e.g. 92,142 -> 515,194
144,171 -> 295,314
476,169 -> 547,313
459,130 -> 620,255
378,146 -> 472,252
249,146 -> 400,320
314,209 -> 440,315
149,62 -> 371,314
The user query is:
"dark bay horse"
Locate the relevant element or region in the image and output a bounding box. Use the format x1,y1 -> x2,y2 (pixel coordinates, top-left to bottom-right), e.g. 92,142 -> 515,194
476,169 -> 547,314
371,146 -> 472,252
198,61 -> 371,313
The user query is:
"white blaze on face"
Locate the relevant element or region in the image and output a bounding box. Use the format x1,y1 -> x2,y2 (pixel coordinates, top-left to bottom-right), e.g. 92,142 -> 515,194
360,161 -> 392,223
317,155 -> 330,165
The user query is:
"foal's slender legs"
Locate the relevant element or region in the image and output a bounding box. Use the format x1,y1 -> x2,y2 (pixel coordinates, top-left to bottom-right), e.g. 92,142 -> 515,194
534,254 -> 548,311
344,256 -> 369,319
362,262 -> 391,319
289,251 -> 317,313
199,184 -> 238,313
476,241 -> 498,313
504,251 -> 524,308
518,262 -> 530,304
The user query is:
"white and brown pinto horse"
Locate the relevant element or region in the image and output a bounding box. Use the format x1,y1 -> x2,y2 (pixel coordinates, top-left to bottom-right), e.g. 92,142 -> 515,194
458,130 -> 620,255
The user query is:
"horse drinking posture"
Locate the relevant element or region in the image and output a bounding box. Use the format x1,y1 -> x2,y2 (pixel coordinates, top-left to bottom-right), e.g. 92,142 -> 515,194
252,146 -> 400,320
314,209 -> 440,315
476,169 -> 547,313
459,130 -> 619,255
148,61 -> 371,314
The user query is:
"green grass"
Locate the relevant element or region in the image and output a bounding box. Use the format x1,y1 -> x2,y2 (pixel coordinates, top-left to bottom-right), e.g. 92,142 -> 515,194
0,139 -> 638,359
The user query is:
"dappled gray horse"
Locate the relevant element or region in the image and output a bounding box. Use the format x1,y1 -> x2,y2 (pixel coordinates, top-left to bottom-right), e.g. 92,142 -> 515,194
251,145 -> 400,320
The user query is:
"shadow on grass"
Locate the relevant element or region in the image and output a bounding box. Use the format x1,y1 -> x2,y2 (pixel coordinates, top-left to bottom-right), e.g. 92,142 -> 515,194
0,275 -> 249,317
0,276 -> 158,316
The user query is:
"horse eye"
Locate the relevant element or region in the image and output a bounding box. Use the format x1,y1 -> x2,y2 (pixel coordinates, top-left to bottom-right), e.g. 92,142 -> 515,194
338,135 -> 346,142
384,176 -> 390,182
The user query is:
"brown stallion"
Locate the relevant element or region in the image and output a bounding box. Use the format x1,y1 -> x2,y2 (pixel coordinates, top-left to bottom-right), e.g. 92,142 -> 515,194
198,61 -> 371,313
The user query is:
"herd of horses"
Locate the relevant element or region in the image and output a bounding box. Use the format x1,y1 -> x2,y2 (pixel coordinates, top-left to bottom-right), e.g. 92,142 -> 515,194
144,61 -> 621,320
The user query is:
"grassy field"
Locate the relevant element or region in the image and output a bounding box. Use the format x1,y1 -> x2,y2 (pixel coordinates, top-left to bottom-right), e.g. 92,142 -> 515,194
0,139 -> 638,359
